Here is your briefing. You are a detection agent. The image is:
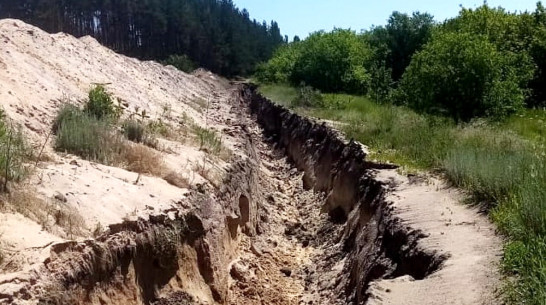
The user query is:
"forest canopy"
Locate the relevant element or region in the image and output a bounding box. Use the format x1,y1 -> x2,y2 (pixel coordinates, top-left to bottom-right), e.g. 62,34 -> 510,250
0,0 -> 285,76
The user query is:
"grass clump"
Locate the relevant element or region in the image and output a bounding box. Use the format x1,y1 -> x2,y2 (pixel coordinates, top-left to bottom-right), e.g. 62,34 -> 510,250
54,105 -> 124,164
192,125 -> 223,155
260,83 -> 546,304
123,143 -> 165,176
0,110 -> 32,192
55,87 -> 126,164
291,84 -> 324,108
122,119 -> 146,143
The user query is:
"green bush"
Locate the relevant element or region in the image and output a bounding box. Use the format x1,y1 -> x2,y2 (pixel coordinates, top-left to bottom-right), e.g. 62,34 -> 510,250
52,104 -> 81,134
398,31 -> 533,121
291,29 -> 372,94
257,29 -> 373,94
54,105 -> 124,164
162,54 -> 196,73
255,44 -> 302,83
85,85 -> 120,120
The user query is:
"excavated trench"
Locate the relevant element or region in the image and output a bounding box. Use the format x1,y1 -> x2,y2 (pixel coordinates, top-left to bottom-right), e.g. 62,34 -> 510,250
8,84 -> 447,305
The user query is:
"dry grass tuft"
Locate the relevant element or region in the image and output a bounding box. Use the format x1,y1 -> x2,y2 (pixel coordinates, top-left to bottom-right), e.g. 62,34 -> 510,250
122,143 -> 165,177
162,171 -> 190,189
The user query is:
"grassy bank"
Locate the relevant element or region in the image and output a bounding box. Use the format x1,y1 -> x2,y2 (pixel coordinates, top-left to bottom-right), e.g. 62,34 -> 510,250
259,83 -> 546,304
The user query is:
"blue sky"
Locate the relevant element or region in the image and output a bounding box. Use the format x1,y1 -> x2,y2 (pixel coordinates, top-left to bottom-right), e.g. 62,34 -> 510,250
233,0 -> 539,40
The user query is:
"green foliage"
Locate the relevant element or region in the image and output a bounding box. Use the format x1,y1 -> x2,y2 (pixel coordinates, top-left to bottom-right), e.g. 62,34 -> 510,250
527,3 -> 546,107
192,125 -> 222,155
85,85 -> 121,120
0,111 -> 31,190
366,11 -> 435,82
255,44 -> 302,83
257,29 -> 373,94
398,31 -> 533,120
290,29 -> 372,94
163,54 -> 196,73
54,105 -> 124,164
443,5 -> 532,52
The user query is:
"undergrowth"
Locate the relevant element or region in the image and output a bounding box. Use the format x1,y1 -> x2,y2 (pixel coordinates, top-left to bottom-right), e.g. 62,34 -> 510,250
54,87 -> 191,190
259,83 -> 546,305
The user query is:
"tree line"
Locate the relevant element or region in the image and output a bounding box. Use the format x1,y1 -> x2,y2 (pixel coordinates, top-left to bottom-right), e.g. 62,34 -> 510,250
256,4 -> 546,121
0,0 -> 285,76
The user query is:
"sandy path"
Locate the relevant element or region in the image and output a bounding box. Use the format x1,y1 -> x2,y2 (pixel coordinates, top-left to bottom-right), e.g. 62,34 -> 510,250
367,171 -> 502,304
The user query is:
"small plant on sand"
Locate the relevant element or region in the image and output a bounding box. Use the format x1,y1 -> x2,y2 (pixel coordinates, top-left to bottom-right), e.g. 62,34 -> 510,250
123,143 -> 165,176
192,125 -> 222,154
92,222 -> 105,238
85,85 -> 121,120
162,171 -> 190,188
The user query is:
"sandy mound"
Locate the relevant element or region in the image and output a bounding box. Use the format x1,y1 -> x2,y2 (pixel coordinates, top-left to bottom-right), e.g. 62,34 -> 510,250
0,19 -> 239,274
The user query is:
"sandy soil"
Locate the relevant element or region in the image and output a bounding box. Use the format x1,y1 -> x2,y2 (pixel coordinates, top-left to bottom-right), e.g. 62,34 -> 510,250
366,172 -> 501,304
0,18 -> 237,278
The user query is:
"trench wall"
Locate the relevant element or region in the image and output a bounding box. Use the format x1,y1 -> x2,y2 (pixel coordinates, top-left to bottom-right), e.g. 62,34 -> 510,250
243,84 -> 445,304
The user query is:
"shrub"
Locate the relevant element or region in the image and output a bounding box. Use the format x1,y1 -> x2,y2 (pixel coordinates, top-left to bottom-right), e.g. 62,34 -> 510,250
257,29 -> 373,94
162,171 -> 189,188
122,119 -> 146,143
162,54 -> 196,73
398,31 -> 534,121
255,44 -> 302,84
54,106 -> 124,164
52,104 -> 81,134
290,29 -> 373,94
85,85 -> 120,120
192,125 -> 222,155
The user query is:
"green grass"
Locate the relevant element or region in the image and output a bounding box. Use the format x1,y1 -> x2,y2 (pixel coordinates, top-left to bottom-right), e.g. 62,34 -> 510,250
258,84 -> 299,108
0,110 -> 32,191
55,105 -> 124,164
259,83 -> 546,305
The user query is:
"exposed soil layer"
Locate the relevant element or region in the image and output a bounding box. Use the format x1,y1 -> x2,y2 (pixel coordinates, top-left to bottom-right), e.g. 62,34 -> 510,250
244,85 -> 447,304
